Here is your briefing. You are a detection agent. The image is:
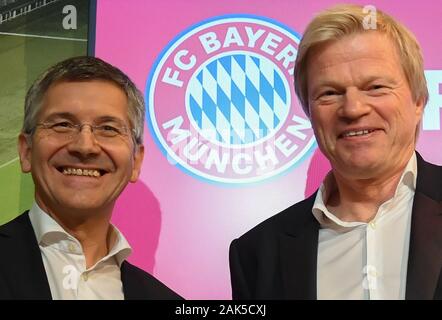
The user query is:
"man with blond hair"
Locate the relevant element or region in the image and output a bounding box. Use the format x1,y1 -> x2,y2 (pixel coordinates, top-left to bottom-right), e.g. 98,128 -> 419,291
229,4 -> 441,300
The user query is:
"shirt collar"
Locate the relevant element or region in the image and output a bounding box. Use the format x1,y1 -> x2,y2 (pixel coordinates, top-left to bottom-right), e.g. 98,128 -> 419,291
29,202 -> 132,266
312,152 -> 417,230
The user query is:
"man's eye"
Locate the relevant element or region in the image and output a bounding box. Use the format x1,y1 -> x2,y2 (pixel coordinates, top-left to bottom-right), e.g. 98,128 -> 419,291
318,90 -> 338,99
97,125 -> 123,136
51,121 -> 73,128
101,125 -> 119,132
369,85 -> 386,90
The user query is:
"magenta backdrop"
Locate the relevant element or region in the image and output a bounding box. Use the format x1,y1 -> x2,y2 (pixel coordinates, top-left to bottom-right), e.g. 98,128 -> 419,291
95,0 -> 442,299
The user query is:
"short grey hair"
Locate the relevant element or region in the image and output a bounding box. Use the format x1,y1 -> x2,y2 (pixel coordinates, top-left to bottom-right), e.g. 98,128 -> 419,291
23,56 -> 145,144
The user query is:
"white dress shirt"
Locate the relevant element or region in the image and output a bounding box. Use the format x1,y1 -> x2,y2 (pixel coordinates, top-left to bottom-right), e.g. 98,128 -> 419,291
29,203 -> 132,300
312,153 -> 417,300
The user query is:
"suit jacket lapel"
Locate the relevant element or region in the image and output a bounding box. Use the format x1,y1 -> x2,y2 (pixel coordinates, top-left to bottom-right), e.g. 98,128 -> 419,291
0,212 -> 52,299
279,195 -> 319,299
121,261 -> 144,300
121,262 -> 134,299
406,154 -> 442,299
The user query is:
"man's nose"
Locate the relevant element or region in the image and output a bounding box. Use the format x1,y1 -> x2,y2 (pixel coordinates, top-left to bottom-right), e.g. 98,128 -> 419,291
338,88 -> 371,120
66,125 -> 101,157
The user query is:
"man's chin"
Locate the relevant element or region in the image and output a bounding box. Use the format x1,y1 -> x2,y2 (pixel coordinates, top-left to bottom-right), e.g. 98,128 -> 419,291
335,159 -> 384,179
55,197 -> 110,215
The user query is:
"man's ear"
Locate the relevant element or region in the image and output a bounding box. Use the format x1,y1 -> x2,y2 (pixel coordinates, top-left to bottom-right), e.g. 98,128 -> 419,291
18,133 -> 32,173
130,144 -> 145,182
415,97 -> 425,121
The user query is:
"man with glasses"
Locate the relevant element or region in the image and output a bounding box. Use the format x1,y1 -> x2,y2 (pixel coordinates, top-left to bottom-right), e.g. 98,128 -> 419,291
0,56 -> 181,300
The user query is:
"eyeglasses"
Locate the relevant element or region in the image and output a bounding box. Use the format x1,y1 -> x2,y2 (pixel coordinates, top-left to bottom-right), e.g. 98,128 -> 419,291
35,121 -> 132,142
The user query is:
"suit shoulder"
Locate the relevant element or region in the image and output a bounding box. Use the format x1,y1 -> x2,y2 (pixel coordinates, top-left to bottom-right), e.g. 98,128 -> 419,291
416,155 -> 442,200
0,212 -> 30,237
422,159 -> 442,177
232,194 -> 316,246
122,261 -> 183,300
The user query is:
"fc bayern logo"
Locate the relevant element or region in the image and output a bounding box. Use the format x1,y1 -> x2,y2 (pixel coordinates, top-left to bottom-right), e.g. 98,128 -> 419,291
146,15 -> 316,184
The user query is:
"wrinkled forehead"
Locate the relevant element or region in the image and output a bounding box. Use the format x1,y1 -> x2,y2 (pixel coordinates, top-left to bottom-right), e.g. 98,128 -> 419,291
305,32 -> 404,82
39,80 -> 130,123
309,32 -> 400,63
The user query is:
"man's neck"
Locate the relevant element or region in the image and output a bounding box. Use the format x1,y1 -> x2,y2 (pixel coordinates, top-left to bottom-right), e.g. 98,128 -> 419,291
63,218 -> 114,269
326,156 -> 413,223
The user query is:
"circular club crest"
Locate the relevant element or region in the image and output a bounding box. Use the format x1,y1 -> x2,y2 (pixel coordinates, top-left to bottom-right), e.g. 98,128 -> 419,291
146,15 -> 316,184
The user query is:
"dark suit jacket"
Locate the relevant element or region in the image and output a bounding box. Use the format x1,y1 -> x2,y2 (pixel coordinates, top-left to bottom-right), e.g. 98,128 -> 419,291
0,212 -> 182,300
230,153 -> 441,299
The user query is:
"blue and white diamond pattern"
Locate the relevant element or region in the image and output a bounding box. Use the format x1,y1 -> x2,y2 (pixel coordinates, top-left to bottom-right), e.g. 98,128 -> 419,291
186,53 -> 289,146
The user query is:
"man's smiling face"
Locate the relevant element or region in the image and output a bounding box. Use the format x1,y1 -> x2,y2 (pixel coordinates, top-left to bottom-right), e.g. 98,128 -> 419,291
18,80 -> 144,217
307,32 -> 424,180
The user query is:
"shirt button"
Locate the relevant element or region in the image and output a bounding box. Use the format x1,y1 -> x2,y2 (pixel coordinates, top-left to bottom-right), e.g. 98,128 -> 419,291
81,273 -> 89,282
369,221 -> 376,229
68,243 -> 76,253
369,269 -> 378,277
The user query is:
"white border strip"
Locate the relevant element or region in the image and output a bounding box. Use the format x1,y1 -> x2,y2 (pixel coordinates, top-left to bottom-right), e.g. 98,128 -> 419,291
0,31 -> 87,42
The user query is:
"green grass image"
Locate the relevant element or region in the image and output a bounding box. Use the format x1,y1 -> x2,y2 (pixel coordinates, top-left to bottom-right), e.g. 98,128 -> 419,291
0,0 -> 89,224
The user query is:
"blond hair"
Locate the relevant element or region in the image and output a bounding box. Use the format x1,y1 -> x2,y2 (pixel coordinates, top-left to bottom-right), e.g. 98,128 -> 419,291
294,4 -> 428,116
